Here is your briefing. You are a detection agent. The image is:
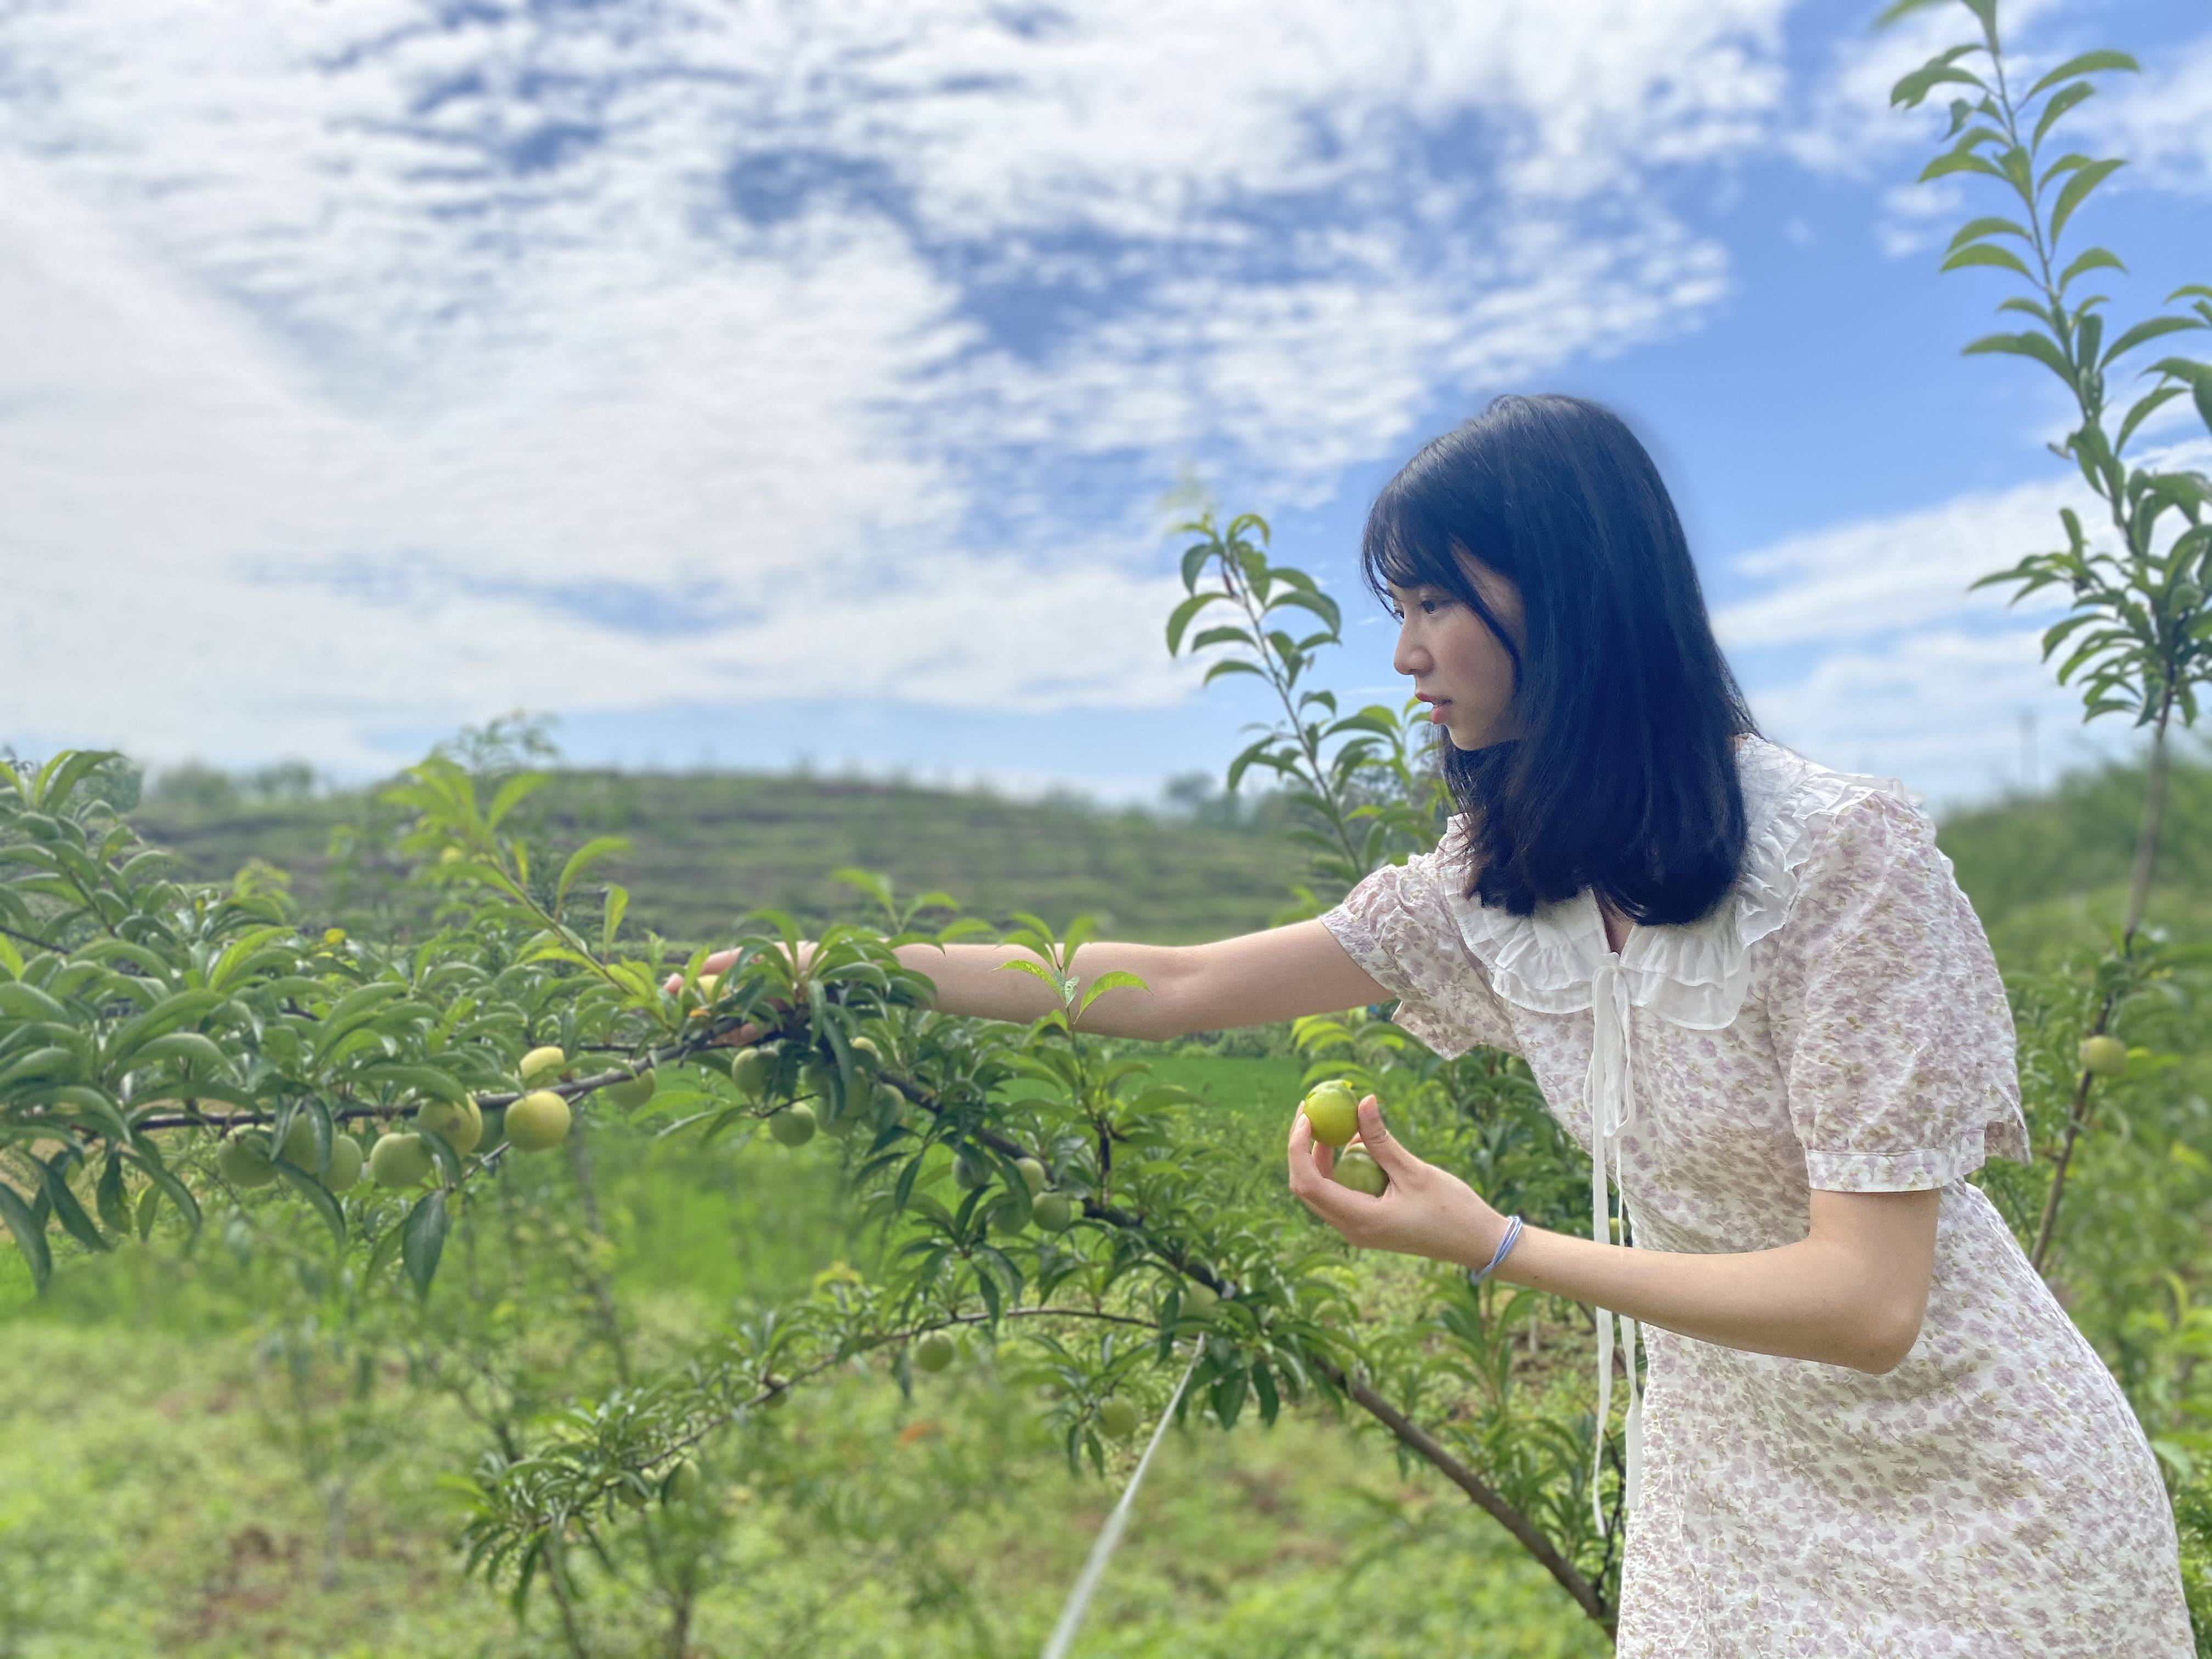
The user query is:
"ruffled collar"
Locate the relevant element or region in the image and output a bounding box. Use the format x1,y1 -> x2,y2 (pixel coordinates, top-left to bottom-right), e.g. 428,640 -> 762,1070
1439,736 -> 1917,1032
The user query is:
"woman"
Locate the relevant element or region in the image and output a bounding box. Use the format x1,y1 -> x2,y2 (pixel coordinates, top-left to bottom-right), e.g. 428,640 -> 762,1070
693,396 -> 2192,1654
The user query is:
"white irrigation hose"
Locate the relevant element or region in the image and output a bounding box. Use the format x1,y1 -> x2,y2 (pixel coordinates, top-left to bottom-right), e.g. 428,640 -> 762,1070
1039,1343 -> 1206,1659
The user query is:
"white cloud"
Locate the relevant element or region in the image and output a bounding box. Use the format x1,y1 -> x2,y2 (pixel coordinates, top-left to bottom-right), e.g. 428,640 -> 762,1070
1745,625 -> 2131,811
1717,443 -> 2210,810
2087,32 -> 2212,195
1,0 -> 1801,773
1712,473 -> 2083,647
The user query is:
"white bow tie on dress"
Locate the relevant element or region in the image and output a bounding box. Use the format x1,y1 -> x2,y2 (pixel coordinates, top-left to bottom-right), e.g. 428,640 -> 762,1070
1586,955 -> 1643,1537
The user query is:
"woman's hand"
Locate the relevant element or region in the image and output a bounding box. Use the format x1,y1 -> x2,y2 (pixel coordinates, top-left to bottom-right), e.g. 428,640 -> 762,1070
661,943 -> 814,1048
1286,1094 -> 1509,1270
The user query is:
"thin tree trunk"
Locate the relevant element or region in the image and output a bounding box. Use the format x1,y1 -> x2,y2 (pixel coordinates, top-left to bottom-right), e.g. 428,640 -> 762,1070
545,1534 -> 594,1659
2032,713 -> 2172,1275
319,1477 -> 348,1591
2119,717 -> 2171,950
1331,1362 -> 1615,1640
565,1113 -> 632,1386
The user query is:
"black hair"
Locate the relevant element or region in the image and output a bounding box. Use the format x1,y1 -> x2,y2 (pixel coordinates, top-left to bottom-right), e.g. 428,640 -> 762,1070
1358,393 -> 1760,926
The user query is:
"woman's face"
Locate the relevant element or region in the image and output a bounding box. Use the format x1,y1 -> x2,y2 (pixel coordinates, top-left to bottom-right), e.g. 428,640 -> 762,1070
1387,546 -> 1526,751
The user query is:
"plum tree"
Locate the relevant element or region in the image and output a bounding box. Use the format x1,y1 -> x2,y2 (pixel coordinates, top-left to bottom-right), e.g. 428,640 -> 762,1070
504,1092 -> 572,1153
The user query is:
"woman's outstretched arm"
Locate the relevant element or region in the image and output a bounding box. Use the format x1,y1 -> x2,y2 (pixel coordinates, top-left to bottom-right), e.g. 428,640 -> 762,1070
679,919 -> 1389,1042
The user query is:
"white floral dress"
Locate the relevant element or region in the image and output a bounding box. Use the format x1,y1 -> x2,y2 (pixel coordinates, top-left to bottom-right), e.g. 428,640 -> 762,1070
1319,733 -> 2192,1656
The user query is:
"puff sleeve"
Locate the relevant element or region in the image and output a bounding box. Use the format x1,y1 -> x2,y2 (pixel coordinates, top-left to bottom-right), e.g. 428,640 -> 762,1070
1762,787 -> 2032,1192
1318,824 -> 1521,1060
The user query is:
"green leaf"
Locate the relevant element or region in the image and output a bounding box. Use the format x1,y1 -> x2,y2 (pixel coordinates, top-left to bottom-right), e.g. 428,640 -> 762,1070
1189,625 -> 1257,653
37,1157 -> 109,1254
2101,315 -> 2203,368
121,1147 -> 201,1245
1875,0 -> 1955,30
1945,216 -> 2029,253
130,1030 -> 232,1073
95,1153 -> 129,1239
2057,247 -> 2125,291
32,751 -> 122,813
483,771 -> 549,832
400,1189 -> 449,1298
555,837 -> 629,910
2032,80 -> 2097,151
1075,970 -> 1149,1019
2050,157 -> 2124,244
309,981 -> 409,1069
1201,659 -> 1267,687
0,1183 -> 51,1292
1918,148 -> 2003,184
273,1159 -> 347,1248
1963,330 -> 2076,382
2025,50 -> 2139,101
1268,589 -> 1341,634
1940,243 -> 2033,280
365,1218 -> 406,1281
601,884 -> 628,954
1165,591 -> 1228,655
0,983 -> 69,1023
0,1046 -> 77,1088
1891,60 -> 1986,110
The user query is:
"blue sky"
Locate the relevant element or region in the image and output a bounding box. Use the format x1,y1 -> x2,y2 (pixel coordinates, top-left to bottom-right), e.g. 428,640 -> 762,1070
3,0 -> 2208,815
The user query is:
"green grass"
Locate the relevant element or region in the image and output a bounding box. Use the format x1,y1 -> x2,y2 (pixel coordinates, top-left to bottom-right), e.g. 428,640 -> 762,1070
0,1316 -> 1605,1659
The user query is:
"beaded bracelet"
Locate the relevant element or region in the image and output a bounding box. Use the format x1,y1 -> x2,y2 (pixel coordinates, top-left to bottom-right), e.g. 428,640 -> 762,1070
1466,1215 -> 1525,1288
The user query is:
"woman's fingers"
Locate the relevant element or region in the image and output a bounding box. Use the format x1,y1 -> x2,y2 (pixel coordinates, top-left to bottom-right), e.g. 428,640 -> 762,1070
661,947 -> 743,997
1353,1097 -> 1413,1176
1286,1107 -> 1368,1231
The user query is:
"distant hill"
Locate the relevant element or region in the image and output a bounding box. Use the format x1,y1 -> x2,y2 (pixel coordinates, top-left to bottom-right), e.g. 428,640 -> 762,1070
119,738 -> 2212,962
1923,736 -> 2212,966
128,768 -> 1319,947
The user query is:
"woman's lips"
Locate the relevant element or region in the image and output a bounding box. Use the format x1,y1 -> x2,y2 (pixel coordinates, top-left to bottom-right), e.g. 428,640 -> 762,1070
1426,700 -> 1451,724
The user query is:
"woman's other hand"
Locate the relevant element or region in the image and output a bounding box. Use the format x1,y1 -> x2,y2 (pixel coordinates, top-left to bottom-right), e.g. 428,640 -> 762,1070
1286,1094 -> 1508,1269
661,943 -> 813,1048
